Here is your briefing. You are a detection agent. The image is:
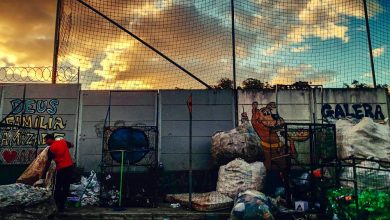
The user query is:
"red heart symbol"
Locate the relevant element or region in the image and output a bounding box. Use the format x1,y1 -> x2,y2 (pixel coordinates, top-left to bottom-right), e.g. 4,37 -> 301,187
2,150 -> 17,163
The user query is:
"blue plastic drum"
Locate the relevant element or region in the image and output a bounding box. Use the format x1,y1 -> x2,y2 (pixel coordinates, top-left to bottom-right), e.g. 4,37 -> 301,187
108,127 -> 150,164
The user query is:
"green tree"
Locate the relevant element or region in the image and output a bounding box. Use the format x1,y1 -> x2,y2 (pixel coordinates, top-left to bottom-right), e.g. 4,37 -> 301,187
377,84 -> 389,93
264,82 -> 275,89
343,83 -> 351,88
377,84 -> 389,88
343,80 -> 370,88
352,80 -> 369,88
214,77 -> 233,89
242,78 -> 264,90
291,81 -> 311,89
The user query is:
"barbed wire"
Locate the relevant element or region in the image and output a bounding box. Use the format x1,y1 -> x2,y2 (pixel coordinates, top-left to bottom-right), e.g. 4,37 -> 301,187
0,67 -> 79,84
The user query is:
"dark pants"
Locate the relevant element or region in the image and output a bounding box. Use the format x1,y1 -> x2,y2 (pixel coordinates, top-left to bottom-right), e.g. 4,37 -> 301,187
54,165 -> 73,211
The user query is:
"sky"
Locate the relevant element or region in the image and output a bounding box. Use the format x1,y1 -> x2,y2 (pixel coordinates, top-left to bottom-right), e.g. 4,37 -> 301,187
0,0 -> 56,67
0,0 -> 388,89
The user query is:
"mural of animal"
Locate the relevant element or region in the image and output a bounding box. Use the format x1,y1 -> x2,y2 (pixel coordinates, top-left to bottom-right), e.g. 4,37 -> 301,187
251,102 -> 285,147
250,102 -> 285,170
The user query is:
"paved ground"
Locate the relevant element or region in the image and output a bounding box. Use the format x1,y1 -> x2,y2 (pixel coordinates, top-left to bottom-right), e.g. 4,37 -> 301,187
54,204 -> 230,220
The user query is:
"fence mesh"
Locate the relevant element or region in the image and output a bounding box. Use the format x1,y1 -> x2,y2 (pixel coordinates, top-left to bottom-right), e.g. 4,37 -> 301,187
368,0 -> 390,86
340,158 -> 390,192
9,0 -> 387,89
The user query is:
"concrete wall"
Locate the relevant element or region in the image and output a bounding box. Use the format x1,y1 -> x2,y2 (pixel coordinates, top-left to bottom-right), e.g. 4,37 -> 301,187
77,91 -> 158,171
316,88 -> 388,122
160,90 -> 235,171
238,88 -> 389,166
0,85 -> 388,171
76,90 -> 235,171
238,88 -> 389,123
0,84 -> 80,164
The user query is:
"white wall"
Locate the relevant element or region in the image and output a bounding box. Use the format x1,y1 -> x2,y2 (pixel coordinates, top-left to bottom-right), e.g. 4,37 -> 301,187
77,90 -> 158,171
0,84 -> 80,164
159,90 -> 235,171
0,85 -> 387,170
238,88 -> 389,123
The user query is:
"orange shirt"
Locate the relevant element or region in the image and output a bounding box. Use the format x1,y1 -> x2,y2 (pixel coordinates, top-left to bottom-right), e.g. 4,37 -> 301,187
49,139 -> 73,170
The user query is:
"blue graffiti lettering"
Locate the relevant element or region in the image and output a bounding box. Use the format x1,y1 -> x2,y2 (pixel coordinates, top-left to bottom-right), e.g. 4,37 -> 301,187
321,103 -> 385,120
24,99 -> 35,114
10,99 -> 23,114
334,104 -> 345,118
36,100 -> 48,114
352,104 -> 363,119
375,105 -> 385,120
321,104 -> 334,118
47,99 -> 59,115
9,99 -> 60,115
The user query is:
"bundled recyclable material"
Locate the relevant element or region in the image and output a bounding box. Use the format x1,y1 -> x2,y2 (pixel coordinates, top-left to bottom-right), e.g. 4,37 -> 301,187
230,190 -> 274,220
340,159 -> 390,190
336,118 -> 390,161
211,122 -> 264,165
17,147 -> 51,185
166,191 -> 233,211
216,158 -> 266,198
0,183 -> 56,219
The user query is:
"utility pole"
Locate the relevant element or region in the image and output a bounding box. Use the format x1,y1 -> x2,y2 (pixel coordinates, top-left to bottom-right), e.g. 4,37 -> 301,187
363,0 -> 377,88
52,0 -> 63,84
187,94 -> 193,210
231,0 -> 238,126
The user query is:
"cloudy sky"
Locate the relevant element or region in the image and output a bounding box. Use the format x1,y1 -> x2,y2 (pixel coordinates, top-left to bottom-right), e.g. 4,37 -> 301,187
0,0 -> 388,89
0,0 -> 56,67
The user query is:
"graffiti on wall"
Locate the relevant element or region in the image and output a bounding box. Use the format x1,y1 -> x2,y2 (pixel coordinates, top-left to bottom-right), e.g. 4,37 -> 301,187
1,148 -> 45,164
94,120 -> 127,137
321,103 -> 385,120
250,102 -> 285,148
0,98 -> 67,164
242,102 -> 310,167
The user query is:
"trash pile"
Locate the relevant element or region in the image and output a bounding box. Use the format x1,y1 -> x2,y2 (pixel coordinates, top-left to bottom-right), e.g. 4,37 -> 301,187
340,159 -> 390,189
328,188 -> 390,220
0,183 -> 57,219
336,118 -> 390,190
99,174 -> 121,207
230,190 -> 275,220
171,117 -> 390,217
0,147 -> 57,219
329,117 -> 390,219
69,171 -> 101,206
100,188 -> 120,207
166,122 -> 286,218
336,117 -> 390,161
165,158 -> 271,213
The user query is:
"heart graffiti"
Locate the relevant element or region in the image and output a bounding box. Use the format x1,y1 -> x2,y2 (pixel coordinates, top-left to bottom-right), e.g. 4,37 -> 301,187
2,150 -> 18,163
